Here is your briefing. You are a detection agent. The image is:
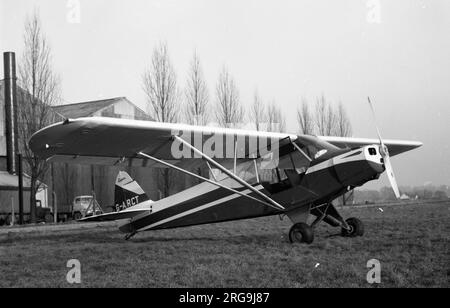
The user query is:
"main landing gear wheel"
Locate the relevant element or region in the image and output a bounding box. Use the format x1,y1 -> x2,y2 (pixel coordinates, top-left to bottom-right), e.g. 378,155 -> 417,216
341,217 -> 364,237
289,223 -> 314,244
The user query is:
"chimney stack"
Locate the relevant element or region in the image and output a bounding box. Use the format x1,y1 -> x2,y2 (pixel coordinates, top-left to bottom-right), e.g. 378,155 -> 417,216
3,52 -> 19,174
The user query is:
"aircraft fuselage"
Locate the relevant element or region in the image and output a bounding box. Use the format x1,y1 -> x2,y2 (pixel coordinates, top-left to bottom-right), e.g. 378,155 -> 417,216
119,145 -> 384,233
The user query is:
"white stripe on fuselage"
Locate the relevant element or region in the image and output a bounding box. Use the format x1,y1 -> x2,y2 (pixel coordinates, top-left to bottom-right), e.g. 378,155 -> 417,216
138,185 -> 264,231
305,146 -> 383,175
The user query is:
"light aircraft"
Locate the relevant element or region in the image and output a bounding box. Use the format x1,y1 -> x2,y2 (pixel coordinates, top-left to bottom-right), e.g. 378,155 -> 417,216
29,99 -> 422,243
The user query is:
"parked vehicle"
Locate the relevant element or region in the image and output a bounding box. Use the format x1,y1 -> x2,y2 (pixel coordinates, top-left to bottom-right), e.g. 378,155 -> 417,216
72,195 -> 103,219
0,195 -> 103,225
0,200 -> 53,226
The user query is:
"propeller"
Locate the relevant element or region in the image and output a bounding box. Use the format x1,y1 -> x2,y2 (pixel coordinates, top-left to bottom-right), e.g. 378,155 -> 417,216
367,97 -> 401,198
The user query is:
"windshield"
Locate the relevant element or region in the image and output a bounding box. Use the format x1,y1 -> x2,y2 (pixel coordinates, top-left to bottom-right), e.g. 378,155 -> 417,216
210,135 -> 341,185
295,135 -> 340,160
75,197 -> 92,203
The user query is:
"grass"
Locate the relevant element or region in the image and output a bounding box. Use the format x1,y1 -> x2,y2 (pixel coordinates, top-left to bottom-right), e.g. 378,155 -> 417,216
0,202 -> 448,287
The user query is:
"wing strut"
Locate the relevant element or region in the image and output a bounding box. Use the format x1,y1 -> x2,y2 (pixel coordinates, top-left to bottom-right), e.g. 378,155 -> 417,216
291,139 -> 312,162
173,135 -> 285,211
137,151 -> 282,211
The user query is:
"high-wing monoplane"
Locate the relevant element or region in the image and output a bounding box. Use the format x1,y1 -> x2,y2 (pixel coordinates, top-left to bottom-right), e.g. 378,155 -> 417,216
29,100 -> 422,243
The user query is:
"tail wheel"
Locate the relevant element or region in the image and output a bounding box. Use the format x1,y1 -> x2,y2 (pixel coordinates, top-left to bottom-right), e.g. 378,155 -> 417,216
289,223 -> 314,244
341,217 -> 364,237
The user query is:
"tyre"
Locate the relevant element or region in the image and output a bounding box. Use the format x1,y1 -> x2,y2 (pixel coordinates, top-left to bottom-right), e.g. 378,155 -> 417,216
73,212 -> 82,220
289,223 -> 314,244
44,213 -> 53,223
341,217 -> 364,237
5,214 -> 12,226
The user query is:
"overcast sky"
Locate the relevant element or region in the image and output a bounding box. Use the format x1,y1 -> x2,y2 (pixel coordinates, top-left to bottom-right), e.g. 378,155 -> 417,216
1,0 -> 449,189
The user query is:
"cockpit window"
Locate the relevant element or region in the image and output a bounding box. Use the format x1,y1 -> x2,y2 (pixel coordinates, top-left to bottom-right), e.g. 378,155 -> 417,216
295,135 -> 340,161
368,147 -> 377,156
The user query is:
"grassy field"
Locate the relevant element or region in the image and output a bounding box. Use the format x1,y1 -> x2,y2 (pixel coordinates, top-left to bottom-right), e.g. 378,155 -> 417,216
0,202 -> 448,287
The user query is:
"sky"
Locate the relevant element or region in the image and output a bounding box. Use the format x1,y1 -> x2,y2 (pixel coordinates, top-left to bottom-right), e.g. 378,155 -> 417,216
0,0 -> 449,189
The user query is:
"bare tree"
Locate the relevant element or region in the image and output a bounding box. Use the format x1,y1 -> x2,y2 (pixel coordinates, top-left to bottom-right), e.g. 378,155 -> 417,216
185,52 -> 209,125
184,52 -> 209,182
335,102 -> 352,137
314,94 -> 336,136
142,42 -> 178,197
334,102 -> 353,205
266,100 -> 286,133
18,10 -> 60,223
296,98 -> 315,135
143,42 -> 178,123
250,89 -> 266,131
299,96 -> 353,204
262,101 -> 286,181
215,66 -> 244,128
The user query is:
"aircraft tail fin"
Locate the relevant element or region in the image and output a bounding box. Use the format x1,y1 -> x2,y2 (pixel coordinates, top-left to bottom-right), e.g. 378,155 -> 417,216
114,171 -> 150,212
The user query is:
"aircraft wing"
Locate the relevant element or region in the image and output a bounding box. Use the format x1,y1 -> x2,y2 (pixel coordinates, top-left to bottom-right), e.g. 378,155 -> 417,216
29,117 -> 297,168
318,136 -> 422,157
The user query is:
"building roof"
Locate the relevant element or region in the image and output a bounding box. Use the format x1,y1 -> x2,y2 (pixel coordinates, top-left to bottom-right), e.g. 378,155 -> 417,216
0,171 -> 30,190
52,97 -> 127,118
0,171 -> 47,190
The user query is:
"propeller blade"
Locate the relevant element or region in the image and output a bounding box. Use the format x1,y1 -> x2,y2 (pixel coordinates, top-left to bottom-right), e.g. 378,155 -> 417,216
367,97 -> 400,198
367,97 -> 385,148
383,154 -> 401,198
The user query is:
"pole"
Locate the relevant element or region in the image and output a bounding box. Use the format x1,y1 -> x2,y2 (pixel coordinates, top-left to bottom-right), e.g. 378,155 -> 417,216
10,197 -> 14,226
3,52 -> 19,175
51,163 -> 57,223
53,191 -> 57,223
17,154 -> 24,224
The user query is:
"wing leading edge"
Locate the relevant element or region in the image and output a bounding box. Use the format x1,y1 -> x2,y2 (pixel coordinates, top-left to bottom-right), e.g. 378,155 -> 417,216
319,136 -> 422,157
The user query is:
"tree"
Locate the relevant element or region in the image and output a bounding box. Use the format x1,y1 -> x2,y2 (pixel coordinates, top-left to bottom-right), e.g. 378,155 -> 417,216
250,89 -> 266,131
297,95 -> 353,204
433,190 -> 447,200
18,10 -> 60,223
334,101 -> 353,205
296,98 -> 315,135
266,101 -> 286,133
335,102 -> 352,137
215,66 -> 244,128
142,42 -> 178,197
143,42 -> 178,123
263,101 -> 286,181
314,94 -> 336,136
184,52 -> 209,183
185,52 -> 209,126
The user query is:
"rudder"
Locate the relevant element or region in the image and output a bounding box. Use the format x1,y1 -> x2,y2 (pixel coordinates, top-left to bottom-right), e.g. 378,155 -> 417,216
114,171 -> 150,212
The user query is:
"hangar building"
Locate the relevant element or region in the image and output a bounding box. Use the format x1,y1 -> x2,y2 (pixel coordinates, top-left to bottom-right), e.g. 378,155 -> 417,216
48,97 -> 163,210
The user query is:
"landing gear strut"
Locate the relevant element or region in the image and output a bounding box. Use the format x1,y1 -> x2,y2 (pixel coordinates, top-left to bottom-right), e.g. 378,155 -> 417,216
289,223 -> 314,244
